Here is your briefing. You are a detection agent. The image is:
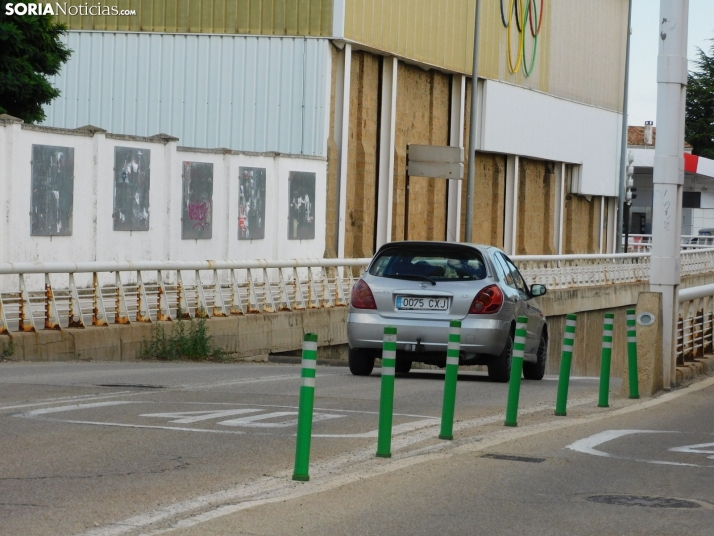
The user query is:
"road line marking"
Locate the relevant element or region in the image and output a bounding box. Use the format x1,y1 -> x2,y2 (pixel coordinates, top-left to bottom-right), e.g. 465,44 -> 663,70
0,392 -> 135,411
565,430 -> 709,467
140,409 -> 263,424
16,401 -> 137,417
55,420 -> 247,435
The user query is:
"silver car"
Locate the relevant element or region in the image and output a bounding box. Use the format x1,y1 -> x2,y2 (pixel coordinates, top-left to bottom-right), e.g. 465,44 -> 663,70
347,241 -> 548,382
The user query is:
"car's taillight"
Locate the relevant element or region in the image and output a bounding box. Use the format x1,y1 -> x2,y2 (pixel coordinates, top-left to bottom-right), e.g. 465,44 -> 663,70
351,279 -> 377,309
468,284 -> 504,314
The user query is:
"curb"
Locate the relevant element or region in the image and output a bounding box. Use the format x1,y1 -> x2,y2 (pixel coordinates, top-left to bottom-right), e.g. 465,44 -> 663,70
675,354 -> 714,385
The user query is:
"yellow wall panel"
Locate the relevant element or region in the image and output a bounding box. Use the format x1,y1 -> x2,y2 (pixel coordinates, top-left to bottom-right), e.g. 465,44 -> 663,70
345,0 -> 627,112
57,0 -> 334,36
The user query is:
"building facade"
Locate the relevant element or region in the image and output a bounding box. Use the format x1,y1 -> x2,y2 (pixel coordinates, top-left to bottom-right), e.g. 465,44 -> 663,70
3,0 -> 629,264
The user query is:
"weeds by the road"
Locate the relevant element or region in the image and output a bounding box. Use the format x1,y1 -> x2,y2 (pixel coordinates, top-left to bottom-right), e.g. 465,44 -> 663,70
1,338 -> 15,359
141,313 -> 226,361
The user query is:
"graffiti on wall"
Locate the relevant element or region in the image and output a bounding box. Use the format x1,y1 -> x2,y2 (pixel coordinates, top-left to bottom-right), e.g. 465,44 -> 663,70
238,167 -> 266,240
31,145 -> 75,236
182,162 -> 213,239
113,147 -> 150,231
288,171 -> 315,240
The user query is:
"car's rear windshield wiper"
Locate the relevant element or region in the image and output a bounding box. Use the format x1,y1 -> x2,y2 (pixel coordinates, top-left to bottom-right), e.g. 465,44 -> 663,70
384,274 -> 437,285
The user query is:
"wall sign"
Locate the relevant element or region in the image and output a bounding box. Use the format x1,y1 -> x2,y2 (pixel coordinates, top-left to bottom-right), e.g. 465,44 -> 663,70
113,146 -> 150,231
182,162 -> 213,239
31,144 -> 74,236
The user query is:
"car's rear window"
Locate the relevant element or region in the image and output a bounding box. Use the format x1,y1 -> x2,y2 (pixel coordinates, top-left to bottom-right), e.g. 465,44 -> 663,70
369,247 -> 487,281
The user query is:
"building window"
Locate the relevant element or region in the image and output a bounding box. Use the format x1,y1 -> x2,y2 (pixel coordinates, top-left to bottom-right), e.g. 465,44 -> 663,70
683,192 -> 701,209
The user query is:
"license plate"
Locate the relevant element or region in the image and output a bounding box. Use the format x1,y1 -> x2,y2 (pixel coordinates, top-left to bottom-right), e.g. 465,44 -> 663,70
396,296 -> 449,311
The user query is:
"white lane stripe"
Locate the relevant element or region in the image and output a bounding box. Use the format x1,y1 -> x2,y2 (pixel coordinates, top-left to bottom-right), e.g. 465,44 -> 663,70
302,378 -> 315,388
180,374 -> 329,390
41,418 -> 247,435
303,341 -> 318,352
301,359 -> 317,369
16,401 -> 137,417
381,367 -> 395,376
566,430 -> 703,467
0,392 -> 135,411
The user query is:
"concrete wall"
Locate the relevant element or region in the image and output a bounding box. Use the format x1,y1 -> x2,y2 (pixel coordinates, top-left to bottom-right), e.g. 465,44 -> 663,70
0,120 -> 327,269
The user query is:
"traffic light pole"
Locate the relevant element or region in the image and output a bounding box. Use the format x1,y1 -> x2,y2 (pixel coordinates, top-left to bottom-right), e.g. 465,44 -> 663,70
651,0 -> 688,389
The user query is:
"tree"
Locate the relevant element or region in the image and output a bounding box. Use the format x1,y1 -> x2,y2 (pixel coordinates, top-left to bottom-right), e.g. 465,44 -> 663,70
686,42 -> 714,159
0,2 -> 71,123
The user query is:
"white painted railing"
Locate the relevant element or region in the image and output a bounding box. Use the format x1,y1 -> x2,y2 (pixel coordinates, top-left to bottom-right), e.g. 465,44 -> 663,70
623,234 -> 714,252
2,249 -> 714,334
0,259 -> 370,334
677,283 -> 714,365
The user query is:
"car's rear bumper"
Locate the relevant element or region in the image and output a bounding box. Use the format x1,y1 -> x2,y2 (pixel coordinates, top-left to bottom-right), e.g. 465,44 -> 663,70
347,311 -> 510,357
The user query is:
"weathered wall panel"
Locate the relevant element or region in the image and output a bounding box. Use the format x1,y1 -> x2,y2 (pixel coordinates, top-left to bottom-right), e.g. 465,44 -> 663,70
42,32 -> 330,156
56,0 -> 334,36
345,51 -> 380,259
516,159 -> 557,255
392,64 -> 450,242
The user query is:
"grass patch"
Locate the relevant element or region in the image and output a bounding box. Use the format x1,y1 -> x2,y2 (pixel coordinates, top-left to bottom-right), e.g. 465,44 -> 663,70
141,313 -> 226,361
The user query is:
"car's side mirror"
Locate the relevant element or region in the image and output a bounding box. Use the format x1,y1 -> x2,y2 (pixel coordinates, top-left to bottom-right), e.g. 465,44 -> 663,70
530,284 -> 547,297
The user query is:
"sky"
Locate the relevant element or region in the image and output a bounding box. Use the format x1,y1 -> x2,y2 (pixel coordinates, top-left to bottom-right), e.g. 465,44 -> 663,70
628,0 -> 714,126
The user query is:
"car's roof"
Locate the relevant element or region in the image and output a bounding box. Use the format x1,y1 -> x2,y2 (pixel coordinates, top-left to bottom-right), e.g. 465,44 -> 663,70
374,240 -> 500,255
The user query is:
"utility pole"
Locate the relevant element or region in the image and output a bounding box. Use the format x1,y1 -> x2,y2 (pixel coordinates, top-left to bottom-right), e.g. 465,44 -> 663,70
464,0 -> 481,243
616,0 -> 634,253
651,0 -> 688,388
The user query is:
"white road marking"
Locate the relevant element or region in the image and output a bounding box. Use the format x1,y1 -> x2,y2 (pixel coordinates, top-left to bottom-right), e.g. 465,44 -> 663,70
17,401 -> 137,417
140,409 -> 262,424
567,429 -> 714,467
0,392 -> 135,411
670,441 -> 714,459
178,373 -> 337,390
49,419 -> 246,435
219,411 -> 344,428
314,417 -> 439,438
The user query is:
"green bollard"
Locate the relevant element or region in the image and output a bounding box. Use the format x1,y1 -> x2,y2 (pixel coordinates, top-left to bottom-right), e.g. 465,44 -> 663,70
376,327 -> 397,458
292,333 -> 318,481
626,309 -> 640,399
439,320 -> 462,440
555,313 -> 577,416
504,316 -> 528,427
598,313 -> 614,408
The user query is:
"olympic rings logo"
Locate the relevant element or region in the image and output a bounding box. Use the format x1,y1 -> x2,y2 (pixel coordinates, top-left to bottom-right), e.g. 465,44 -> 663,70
500,0 -> 544,77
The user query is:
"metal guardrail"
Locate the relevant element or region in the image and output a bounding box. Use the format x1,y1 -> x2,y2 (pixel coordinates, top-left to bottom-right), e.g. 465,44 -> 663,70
0,259 -> 370,334
677,283 -> 714,365
2,249 -> 714,335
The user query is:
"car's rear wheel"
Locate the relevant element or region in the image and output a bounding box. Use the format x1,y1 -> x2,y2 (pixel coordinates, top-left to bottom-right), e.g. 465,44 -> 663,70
523,333 -> 547,380
395,359 -> 412,374
348,348 -> 375,376
488,333 -> 513,383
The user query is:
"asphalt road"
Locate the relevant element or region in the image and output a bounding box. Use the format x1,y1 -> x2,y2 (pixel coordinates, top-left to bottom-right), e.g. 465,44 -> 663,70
10,359 -> 698,536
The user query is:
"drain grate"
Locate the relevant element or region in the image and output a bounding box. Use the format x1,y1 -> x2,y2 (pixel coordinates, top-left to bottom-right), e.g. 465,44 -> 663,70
587,495 -> 701,509
481,453 -> 546,463
97,384 -> 165,389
